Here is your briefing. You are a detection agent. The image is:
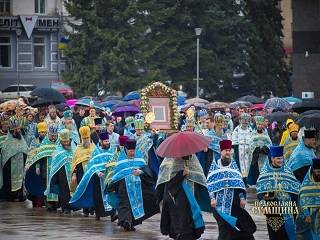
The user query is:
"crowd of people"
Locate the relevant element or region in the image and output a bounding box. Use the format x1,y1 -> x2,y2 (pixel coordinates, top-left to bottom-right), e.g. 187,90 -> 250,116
0,97 -> 319,240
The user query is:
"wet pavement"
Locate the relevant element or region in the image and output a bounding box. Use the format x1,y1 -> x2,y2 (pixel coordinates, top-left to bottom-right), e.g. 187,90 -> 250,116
0,189 -> 268,240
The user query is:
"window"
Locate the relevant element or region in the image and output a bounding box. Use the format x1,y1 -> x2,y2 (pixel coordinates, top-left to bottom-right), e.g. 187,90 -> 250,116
35,0 -> 45,14
0,0 -> 10,14
0,36 -> 11,68
33,36 -> 46,68
3,86 -> 17,92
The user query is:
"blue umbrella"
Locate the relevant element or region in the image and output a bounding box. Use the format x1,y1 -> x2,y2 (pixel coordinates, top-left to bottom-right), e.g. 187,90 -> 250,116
101,100 -> 123,109
282,96 -> 302,104
75,99 -> 104,110
111,102 -> 133,111
103,96 -> 122,101
123,91 -> 140,101
177,96 -> 186,106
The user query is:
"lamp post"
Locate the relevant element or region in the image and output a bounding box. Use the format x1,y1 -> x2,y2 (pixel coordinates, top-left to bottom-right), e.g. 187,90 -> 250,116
15,29 -> 22,97
195,28 -> 202,98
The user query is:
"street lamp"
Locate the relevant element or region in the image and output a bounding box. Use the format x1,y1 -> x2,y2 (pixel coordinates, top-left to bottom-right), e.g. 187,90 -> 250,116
16,29 -> 22,97
195,28 -> 202,98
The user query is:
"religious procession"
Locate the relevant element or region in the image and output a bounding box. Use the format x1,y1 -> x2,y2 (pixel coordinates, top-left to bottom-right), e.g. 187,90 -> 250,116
0,82 -> 319,240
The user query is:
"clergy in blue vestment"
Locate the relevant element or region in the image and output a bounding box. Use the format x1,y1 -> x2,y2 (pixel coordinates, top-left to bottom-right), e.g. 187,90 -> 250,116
106,139 -> 159,231
289,129 -> 317,182
256,145 -> 301,240
45,129 -> 76,214
59,110 -> 80,145
207,140 -> 256,240
296,158 -> 320,239
70,131 -> 117,220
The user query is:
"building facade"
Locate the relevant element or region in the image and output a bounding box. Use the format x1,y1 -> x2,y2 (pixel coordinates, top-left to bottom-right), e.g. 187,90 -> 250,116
291,0 -> 320,99
0,0 -> 66,90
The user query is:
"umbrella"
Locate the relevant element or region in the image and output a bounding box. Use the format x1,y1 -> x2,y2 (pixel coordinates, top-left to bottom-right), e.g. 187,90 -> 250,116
251,103 -> 264,111
31,87 -> 65,103
266,111 -> 295,126
264,97 -> 291,110
282,96 -> 302,104
75,99 -> 104,110
101,100 -> 123,109
299,110 -> 320,116
156,131 -> 211,158
177,96 -> 186,106
237,95 -> 264,104
128,99 -> 140,107
112,105 -> 140,116
103,96 -> 122,101
180,103 -> 208,112
291,100 -> 320,114
186,97 -> 209,105
66,99 -> 77,107
31,98 -> 62,107
55,102 -> 70,112
123,91 -> 140,101
296,112 -> 320,129
111,101 -> 135,111
230,101 -> 253,108
207,102 -> 231,110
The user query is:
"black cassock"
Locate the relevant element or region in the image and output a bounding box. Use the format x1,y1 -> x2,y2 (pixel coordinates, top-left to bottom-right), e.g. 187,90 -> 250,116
156,171 -> 205,240
257,192 -> 298,240
0,155 -> 27,201
213,188 -> 256,240
51,166 -> 71,211
293,165 -> 311,183
107,166 -> 159,228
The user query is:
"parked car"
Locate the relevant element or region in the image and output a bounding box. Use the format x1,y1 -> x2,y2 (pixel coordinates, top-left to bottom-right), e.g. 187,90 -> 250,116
51,81 -> 73,99
0,84 -> 36,100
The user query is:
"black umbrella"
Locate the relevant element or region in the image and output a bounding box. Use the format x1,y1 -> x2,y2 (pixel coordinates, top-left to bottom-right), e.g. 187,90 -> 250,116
296,112 -> 320,129
292,100 -> 320,114
31,87 -> 65,103
31,98 -> 62,107
237,95 -> 264,104
267,111 -> 295,126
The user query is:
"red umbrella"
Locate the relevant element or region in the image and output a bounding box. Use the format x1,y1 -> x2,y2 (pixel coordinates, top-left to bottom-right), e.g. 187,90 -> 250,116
156,131 -> 211,158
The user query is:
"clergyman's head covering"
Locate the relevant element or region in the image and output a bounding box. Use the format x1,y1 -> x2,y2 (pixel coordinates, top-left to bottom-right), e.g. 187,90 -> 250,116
48,124 -> 58,135
270,145 -> 284,158
125,139 -> 136,150
119,135 -> 129,147
219,140 -> 232,152
63,110 -> 73,120
99,131 -> 109,141
37,122 -> 48,133
79,126 -> 91,139
59,129 -> 71,141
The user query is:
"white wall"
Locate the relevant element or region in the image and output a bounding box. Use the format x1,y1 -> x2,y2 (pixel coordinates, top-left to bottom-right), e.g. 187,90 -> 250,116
12,0 -> 61,16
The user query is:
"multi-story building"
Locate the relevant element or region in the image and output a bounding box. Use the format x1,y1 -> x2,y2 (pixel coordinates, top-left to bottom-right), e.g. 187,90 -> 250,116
0,0 -> 66,90
291,0 -> 320,99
